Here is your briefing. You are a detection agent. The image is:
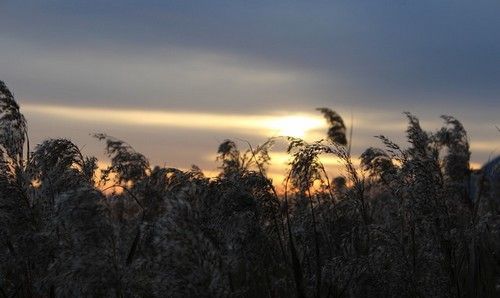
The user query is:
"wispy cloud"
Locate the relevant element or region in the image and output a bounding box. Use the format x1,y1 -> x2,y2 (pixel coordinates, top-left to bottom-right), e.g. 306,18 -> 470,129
23,103 -> 325,138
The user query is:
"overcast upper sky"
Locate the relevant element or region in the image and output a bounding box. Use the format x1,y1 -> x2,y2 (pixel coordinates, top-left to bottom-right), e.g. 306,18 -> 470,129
1,0 -> 499,175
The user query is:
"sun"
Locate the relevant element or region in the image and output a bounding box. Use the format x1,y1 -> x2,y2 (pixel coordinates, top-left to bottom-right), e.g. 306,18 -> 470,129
265,115 -> 324,138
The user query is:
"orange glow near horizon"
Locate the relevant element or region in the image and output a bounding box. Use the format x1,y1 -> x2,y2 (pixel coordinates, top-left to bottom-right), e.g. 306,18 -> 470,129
95,152 -> 359,193
94,146 -> 484,195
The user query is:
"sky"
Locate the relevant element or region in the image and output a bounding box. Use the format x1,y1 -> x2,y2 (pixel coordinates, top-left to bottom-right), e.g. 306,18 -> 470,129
1,0 -> 499,180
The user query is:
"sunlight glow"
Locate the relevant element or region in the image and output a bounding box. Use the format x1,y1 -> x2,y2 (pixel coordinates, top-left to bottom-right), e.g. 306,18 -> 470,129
264,115 -> 324,138
23,104 -> 326,138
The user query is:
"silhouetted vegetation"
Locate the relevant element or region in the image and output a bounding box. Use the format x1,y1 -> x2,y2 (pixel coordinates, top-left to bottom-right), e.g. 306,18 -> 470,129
1,81 -> 499,297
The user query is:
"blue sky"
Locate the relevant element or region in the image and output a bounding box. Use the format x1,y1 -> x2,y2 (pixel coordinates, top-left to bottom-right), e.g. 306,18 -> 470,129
1,0 -> 499,175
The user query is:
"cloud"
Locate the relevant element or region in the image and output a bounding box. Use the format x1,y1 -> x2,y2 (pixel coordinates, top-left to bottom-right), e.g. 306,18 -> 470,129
2,1 -> 500,109
1,38 -> 324,113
